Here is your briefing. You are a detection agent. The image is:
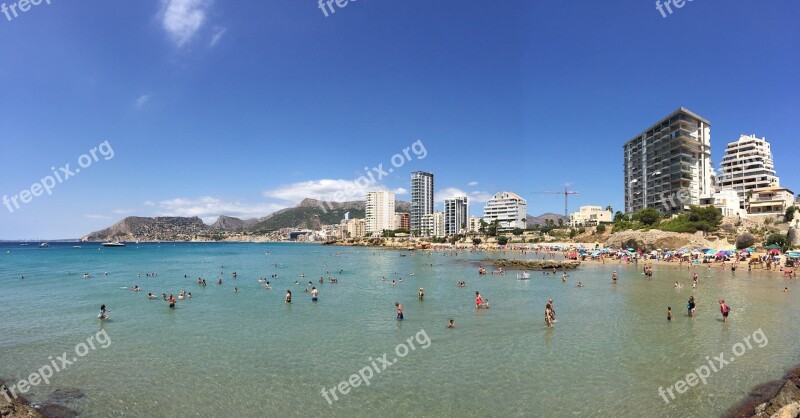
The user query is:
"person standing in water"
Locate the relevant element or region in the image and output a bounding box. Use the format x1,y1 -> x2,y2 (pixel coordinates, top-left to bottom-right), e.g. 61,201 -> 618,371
545,303 -> 553,327
395,302 -> 404,320
285,290 -> 292,303
687,296 -> 696,317
168,295 -> 176,309
719,299 -> 729,323
311,287 -> 318,302
667,307 -> 673,321
475,291 -> 483,309
612,271 -> 618,283
98,304 -> 108,319
418,288 -> 424,301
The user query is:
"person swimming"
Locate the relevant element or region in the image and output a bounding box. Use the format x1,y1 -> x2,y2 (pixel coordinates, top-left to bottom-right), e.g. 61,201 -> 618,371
98,304 -> 108,319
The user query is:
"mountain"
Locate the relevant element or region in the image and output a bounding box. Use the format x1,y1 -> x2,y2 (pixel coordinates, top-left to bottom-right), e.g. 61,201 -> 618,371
83,199 -> 413,241
527,213 -> 569,226
81,216 -> 209,242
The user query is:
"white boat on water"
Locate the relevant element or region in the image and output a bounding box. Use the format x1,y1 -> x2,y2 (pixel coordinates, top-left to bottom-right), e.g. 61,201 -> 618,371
101,241 -> 126,247
39,242 -> 49,248
517,271 -> 530,280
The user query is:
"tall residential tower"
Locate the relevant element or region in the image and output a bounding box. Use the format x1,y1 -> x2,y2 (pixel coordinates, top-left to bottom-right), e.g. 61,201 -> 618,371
623,107 -> 714,215
410,171 -> 434,235
365,190 -> 396,236
444,196 -> 469,236
717,134 -> 780,208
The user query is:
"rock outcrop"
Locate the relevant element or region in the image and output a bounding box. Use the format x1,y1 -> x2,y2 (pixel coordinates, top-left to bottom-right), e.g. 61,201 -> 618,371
605,230 -> 723,251
489,259 -> 581,270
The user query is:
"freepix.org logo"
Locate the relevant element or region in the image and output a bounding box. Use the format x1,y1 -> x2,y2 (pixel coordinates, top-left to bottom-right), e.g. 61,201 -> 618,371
1,0 -> 53,23
655,0 -> 694,18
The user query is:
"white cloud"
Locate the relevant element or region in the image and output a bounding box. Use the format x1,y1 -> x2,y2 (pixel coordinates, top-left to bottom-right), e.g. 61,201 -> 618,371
143,200 -> 156,207
113,209 -> 135,215
264,179 -> 397,203
157,196 -> 285,224
136,94 -> 151,107
467,181 -> 479,187
392,187 -> 409,196
210,26 -> 226,47
436,187 -> 493,204
160,0 -> 211,47
85,214 -> 112,220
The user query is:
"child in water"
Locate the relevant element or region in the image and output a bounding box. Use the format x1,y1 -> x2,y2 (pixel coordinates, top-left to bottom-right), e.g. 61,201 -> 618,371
667,307 -> 673,321
447,319 -> 455,328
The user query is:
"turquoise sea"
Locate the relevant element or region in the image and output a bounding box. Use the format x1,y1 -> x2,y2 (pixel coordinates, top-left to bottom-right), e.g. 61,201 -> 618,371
1,242 -> 799,417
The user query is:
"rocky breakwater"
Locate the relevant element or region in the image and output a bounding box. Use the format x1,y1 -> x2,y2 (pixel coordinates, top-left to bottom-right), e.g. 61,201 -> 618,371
0,380 -> 83,418
488,259 -> 581,271
0,380 -> 41,418
727,367 -> 800,418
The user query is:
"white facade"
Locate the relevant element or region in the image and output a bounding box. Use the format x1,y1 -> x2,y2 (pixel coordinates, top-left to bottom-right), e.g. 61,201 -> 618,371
701,190 -> 747,218
717,135 -> 780,208
569,206 -> 612,227
468,216 -> 482,233
483,192 -> 527,231
444,196 -> 469,236
410,171 -> 434,234
365,190 -> 396,236
421,211 -> 445,238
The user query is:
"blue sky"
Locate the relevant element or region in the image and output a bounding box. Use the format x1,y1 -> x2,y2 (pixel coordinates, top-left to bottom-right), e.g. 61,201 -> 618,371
0,0 -> 798,239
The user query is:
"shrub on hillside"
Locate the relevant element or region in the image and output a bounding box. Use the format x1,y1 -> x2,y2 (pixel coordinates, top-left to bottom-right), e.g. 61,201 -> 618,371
735,233 -> 756,250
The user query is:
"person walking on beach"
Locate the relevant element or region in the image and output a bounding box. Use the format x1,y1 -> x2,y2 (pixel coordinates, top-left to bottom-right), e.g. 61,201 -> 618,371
395,302 -> 404,320
719,300 -> 730,323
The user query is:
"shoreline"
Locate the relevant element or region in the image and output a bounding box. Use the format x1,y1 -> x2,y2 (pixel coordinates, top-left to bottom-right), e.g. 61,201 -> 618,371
725,365 -> 800,417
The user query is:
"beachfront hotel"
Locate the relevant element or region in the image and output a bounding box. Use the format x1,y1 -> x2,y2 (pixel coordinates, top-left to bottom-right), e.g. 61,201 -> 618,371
717,134 -> 781,208
444,196 -> 469,236
623,107 -> 715,215
410,171 -> 434,235
395,212 -> 410,230
365,190 -> 396,236
482,192 -> 527,232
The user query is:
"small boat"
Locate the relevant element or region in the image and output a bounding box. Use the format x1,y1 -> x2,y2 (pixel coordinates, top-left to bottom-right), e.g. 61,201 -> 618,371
39,242 -> 49,248
101,241 -> 126,247
73,246 -> 82,249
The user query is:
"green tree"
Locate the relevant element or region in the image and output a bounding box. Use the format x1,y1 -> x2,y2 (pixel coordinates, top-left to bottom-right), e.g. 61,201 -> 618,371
497,236 -> 509,245
605,205 -> 613,214
512,228 -> 524,236
785,206 -> 799,223
596,223 -> 607,234
472,238 -> 482,245
557,218 -> 564,228
613,211 -> 626,223
766,232 -> 789,250
632,208 -> 662,226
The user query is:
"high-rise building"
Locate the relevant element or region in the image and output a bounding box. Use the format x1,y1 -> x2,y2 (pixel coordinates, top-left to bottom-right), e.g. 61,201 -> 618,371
444,196 -> 469,236
717,135 -> 780,208
623,107 -> 714,215
483,192 -> 527,231
469,216 -> 482,233
365,190 -> 396,236
410,171 -> 434,235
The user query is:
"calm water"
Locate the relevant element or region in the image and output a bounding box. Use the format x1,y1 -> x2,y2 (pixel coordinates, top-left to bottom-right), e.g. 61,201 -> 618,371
1,242 -> 798,417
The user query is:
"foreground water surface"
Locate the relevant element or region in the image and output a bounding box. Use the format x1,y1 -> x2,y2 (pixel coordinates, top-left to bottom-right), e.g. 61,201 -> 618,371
1,242 -> 798,417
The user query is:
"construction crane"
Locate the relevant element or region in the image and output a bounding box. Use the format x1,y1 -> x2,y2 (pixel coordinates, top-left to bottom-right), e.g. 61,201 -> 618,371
533,185 -> 580,219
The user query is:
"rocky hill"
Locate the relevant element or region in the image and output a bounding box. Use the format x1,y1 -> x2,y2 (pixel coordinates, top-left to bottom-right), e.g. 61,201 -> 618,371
82,199 -> 412,241
527,213 -> 568,226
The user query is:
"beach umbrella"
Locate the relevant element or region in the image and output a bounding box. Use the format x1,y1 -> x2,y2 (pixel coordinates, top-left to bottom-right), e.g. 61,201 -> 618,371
739,251 -> 749,256
765,244 -> 782,250
769,249 -> 781,254
788,253 -> 799,259
705,250 -> 716,255
626,247 -> 635,251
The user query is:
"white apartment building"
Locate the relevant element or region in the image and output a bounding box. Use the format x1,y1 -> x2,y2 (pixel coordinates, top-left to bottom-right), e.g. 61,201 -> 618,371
410,171 -> 434,234
717,135 -> 780,208
444,196 -> 469,236
624,107 -> 714,215
569,206 -> 612,227
700,190 -> 747,218
468,216 -> 482,233
365,190 -> 396,236
421,211 -> 445,238
483,192 -> 527,231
